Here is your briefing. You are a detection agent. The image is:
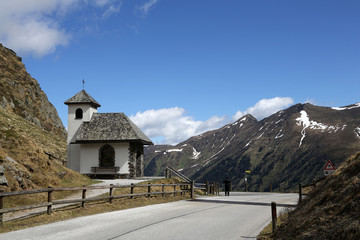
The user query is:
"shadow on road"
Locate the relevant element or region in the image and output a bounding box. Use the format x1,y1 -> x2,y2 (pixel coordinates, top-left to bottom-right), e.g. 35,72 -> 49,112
191,198 -> 297,208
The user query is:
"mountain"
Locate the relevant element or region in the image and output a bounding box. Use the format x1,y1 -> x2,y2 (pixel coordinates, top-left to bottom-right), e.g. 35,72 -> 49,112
0,43 -> 89,191
144,103 -> 360,191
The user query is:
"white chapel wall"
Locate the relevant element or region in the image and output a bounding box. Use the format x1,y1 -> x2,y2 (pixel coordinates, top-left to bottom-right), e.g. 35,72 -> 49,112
79,143 -> 130,174
68,144 -> 80,171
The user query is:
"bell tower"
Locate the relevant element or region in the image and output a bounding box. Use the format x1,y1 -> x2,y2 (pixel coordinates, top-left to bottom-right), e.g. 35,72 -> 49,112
64,90 -> 101,170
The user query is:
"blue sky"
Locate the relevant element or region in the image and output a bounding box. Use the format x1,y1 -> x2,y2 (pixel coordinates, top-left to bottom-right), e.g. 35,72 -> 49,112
1,0 -> 359,144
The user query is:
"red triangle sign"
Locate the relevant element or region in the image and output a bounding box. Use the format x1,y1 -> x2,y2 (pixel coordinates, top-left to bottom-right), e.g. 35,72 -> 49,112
324,160 -> 336,170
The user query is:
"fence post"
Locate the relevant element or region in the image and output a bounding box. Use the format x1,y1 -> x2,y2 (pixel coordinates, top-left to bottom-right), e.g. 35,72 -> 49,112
131,183 -> 134,198
174,185 -> 176,197
190,180 -> 195,199
47,186 -> 53,215
270,184 -> 272,192
245,182 -> 248,192
148,183 -> 151,197
206,181 -> 209,195
299,183 -> 302,203
0,189 -> 3,227
271,201 -> 277,233
109,184 -> 114,203
82,185 -> 86,208
162,184 -> 165,197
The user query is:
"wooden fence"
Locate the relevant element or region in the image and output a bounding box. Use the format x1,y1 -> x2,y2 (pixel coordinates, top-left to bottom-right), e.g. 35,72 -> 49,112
0,180 -> 219,227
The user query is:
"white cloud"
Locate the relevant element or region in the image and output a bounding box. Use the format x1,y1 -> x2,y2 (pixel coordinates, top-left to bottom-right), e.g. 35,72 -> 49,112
130,107 -> 226,145
138,0 -> 158,16
130,97 -> 294,145
95,0 -> 113,7
0,0 -> 77,57
233,97 -> 294,121
102,3 -> 123,19
0,0 -> 123,57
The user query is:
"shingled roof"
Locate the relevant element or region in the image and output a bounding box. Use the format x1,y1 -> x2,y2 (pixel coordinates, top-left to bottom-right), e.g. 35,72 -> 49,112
75,113 -> 153,145
64,90 -> 101,108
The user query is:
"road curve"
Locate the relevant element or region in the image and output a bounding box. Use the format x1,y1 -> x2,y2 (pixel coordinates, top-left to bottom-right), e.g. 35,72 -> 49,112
1,192 -> 299,240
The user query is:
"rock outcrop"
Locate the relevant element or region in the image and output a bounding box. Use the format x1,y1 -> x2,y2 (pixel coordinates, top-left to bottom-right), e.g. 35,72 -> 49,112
0,43 -> 66,138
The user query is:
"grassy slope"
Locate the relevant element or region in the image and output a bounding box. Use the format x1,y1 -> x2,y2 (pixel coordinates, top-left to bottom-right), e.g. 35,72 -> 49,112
0,106 -> 92,195
258,152 -> 360,240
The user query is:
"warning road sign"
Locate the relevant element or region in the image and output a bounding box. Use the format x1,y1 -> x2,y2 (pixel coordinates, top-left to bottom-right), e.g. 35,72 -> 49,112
324,160 -> 336,176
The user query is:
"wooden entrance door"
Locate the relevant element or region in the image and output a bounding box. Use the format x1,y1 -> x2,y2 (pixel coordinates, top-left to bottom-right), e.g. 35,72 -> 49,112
99,144 -> 115,167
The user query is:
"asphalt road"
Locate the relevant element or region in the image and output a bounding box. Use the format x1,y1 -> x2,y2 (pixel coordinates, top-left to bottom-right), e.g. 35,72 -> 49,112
1,192 -> 299,240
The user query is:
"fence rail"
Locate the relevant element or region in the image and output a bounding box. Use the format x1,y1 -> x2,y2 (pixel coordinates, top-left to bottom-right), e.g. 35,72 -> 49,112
165,165 -> 191,182
0,180 -> 219,227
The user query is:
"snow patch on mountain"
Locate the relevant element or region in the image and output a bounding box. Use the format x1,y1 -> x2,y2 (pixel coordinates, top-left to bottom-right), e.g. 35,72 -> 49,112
296,111 -> 312,147
355,127 -> 360,139
192,147 -> 201,159
332,103 -> 360,111
296,110 -> 347,146
166,148 -> 183,153
257,132 -> 265,140
275,119 -> 284,124
275,129 -> 284,139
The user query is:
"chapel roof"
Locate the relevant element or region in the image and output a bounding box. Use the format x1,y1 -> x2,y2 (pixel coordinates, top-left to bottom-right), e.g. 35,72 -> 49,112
64,90 -> 101,108
75,113 -> 153,145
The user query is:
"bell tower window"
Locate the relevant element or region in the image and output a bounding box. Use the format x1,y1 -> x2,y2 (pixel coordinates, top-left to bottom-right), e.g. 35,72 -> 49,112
75,108 -> 83,119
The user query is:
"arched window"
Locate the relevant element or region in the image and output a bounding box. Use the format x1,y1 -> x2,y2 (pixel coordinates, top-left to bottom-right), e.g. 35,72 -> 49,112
75,108 -> 83,119
99,144 -> 115,167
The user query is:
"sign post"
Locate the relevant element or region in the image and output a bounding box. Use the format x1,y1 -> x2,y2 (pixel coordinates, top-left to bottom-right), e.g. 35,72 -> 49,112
324,160 -> 336,176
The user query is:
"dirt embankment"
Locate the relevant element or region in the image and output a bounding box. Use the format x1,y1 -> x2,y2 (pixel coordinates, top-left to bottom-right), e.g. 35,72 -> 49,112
268,152 -> 360,240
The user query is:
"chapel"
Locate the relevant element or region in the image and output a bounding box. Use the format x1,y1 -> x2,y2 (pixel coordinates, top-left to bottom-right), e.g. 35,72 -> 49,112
64,90 -> 153,178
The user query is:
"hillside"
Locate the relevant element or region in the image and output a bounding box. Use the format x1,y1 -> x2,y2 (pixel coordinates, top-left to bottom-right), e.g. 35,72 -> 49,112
268,152 -> 360,240
0,44 -> 66,138
0,43 -> 89,191
145,103 -> 360,191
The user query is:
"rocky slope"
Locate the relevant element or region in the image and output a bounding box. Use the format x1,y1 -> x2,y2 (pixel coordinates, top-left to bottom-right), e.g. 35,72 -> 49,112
145,103 -> 360,191
0,43 -> 88,191
0,43 -> 66,138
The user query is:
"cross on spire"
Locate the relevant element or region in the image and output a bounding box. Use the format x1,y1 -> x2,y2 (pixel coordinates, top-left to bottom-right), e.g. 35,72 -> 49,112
82,79 -> 85,89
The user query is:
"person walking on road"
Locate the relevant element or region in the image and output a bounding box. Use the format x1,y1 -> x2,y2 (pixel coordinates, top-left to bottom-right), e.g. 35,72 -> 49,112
223,177 -> 231,196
